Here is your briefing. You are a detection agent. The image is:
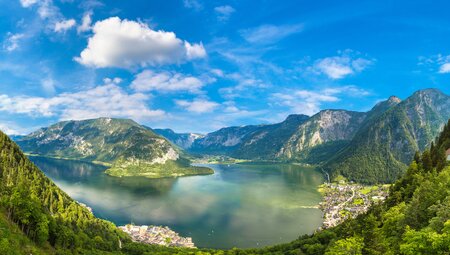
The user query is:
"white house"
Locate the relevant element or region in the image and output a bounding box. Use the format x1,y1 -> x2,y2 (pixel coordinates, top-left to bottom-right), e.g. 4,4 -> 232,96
446,148 -> 450,161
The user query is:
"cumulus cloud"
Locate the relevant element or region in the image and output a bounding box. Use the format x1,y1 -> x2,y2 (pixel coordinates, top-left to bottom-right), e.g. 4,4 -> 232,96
311,51 -> 373,79
20,0 -> 38,7
130,70 -> 205,93
3,33 -> 24,52
272,85 -> 370,115
214,5 -> 235,21
240,24 -> 303,44
75,17 -> 206,68
54,19 -> 76,33
0,122 -> 28,135
0,82 -> 165,121
439,63 -> 450,73
175,98 -> 219,113
77,12 -> 92,33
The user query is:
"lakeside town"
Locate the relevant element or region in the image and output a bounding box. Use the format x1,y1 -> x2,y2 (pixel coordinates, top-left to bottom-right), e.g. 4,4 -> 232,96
318,179 -> 390,229
119,224 -> 196,248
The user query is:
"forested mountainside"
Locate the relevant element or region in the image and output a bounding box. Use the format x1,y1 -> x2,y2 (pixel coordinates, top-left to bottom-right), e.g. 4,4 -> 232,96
326,88 -> 450,183
1,119 -> 449,254
16,118 -> 212,179
156,89 -> 449,184
185,97 -> 401,161
243,118 -> 450,254
0,130 -> 128,254
152,128 -> 204,149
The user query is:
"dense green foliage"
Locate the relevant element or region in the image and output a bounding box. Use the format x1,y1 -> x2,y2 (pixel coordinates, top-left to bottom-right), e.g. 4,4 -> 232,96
1,118 -> 449,254
0,130 -> 130,254
105,157 -> 213,178
326,89 -> 450,183
16,118 -> 212,178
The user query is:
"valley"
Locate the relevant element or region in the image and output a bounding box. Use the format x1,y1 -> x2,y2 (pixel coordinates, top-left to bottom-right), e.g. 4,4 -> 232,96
29,156 -> 324,249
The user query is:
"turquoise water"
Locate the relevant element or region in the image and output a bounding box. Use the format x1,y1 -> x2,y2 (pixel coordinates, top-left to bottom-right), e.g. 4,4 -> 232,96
30,156 -> 324,249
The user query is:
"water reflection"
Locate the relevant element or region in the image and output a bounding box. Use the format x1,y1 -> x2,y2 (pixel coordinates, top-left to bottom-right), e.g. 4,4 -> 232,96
30,156 -> 324,249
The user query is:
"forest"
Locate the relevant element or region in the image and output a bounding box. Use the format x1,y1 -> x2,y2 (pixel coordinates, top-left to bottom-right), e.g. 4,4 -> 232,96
0,119 -> 449,254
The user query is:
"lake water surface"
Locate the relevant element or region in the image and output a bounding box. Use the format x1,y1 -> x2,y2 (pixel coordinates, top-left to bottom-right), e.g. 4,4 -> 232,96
30,156 -> 324,249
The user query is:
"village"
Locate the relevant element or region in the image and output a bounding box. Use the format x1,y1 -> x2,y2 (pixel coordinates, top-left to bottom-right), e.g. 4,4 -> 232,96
119,224 -> 196,248
318,180 -> 390,229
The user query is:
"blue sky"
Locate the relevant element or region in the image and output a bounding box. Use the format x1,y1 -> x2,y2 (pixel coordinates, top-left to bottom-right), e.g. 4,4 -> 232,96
1,0 -> 450,134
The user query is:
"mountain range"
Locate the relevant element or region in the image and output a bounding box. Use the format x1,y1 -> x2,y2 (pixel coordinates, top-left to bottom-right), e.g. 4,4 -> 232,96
1,115 -> 449,254
16,118 -> 212,178
13,88 -> 450,183
157,88 -> 450,183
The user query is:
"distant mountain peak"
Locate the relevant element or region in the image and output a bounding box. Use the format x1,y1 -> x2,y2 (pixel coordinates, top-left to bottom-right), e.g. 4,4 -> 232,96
411,88 -> 446,98
387,95 -> 401,104
284,114 -> 309,122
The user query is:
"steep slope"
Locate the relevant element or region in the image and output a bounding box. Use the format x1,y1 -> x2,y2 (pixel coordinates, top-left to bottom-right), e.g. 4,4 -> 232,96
152,128 -> 204,149
189,124 -> 265,155
16,118 -> 212,178
256,119 -> 450,255
0,130 -> 129,253
326,88 -> 450,183
230,114 -> 310,160
275,110 -> 367,163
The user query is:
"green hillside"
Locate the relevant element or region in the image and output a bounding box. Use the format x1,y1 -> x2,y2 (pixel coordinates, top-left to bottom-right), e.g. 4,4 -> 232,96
326,88 -> 450,183
1,119 -> 449,254
16,118 -> 212,178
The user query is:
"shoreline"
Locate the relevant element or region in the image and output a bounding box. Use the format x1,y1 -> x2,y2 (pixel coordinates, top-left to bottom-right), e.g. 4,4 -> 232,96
119,224 -> 196,248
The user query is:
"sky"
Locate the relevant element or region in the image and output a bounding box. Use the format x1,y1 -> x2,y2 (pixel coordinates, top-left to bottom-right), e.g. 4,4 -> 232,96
1,0 -> 450,135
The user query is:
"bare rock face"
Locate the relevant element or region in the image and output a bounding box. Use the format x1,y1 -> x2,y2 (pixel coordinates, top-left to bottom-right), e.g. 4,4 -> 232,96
278,110 -> 367,159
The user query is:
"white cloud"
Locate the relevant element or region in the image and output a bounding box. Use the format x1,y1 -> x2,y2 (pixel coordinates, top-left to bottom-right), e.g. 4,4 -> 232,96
219,73 -> 270,99
175,99 -> 219,113
214,5 -> 235,21
131,70 -> 205,93
312,51 -> 373,79
183,0 -> 203,10
20,0 -> 38,7
77,12 -> 92,33
240,24 -> 303,44
439,63 -> 450,73
272,85 -> 370,115
19,0 -> 77,35
41,77 -> 56,94
417,54 -> 450,74
75,17 -> 206,68
0,83 -> 165,121
3,33 -> 24,52
54,19 -> 76,33
185,41 -> 207,60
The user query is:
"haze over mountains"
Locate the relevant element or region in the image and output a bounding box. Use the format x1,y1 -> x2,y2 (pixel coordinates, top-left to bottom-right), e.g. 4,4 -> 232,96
15,88 -> 450,183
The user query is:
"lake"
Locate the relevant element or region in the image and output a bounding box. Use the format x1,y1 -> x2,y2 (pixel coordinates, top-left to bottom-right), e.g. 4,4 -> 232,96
30,156 -> 324,249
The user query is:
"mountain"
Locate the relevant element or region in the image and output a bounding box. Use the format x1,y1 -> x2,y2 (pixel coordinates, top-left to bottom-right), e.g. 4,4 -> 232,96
262,119 -> 450,255
269,110 -> 366,163
189,124 -> 266,155
16,118 -> 212,178
230,114 -> 311,160
152,128 -> 204,149
326,88 -> 450,183
0,130 -> 130,254
190,110 -> 368,164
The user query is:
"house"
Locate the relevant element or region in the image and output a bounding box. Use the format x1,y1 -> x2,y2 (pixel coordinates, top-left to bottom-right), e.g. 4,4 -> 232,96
446,148 -> 450,161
